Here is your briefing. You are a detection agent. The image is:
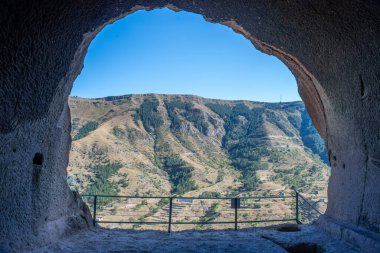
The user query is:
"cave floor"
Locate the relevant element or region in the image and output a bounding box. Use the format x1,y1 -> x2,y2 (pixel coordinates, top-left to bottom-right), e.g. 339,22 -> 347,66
31,225 -> 358,253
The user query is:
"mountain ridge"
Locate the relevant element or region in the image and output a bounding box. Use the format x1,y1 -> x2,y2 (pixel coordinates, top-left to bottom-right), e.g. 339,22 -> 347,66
71,93 -> 303,104
68,94 -> 329,205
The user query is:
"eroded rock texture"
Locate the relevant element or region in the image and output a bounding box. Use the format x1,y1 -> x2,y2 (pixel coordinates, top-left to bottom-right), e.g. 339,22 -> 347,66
0,0 -> 379,251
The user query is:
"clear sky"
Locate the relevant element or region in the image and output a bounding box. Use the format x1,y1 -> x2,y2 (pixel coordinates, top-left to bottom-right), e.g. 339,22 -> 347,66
71,8 -> 300,102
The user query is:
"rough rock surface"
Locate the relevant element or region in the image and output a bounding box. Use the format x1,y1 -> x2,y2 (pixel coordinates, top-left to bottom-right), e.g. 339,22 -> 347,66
31,225 -> 359,253
0,0 -> 379,251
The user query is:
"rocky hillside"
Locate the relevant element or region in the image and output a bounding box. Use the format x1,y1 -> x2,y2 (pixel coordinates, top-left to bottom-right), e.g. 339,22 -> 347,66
67,94 -> 329,202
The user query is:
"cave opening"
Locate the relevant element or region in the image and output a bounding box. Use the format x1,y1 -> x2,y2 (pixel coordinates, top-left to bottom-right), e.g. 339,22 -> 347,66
68,8 -> 329,231
1,1 -> 378,251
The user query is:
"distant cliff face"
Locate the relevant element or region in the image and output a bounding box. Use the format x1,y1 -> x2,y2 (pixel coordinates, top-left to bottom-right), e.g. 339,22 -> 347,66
68,94 -> 329,201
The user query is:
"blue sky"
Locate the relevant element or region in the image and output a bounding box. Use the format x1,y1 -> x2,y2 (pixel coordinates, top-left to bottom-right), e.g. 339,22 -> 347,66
71,8 -> 300,102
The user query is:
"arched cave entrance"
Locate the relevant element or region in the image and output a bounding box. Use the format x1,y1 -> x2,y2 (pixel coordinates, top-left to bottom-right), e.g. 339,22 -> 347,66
68,8 -> 329,232
0,1 -> 379,252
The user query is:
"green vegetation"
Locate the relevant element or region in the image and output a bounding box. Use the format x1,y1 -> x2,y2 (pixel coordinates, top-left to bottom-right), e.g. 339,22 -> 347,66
271,165 -> 319,192
135,199 -> 171,223
207,101 -> 328,191
205,103 -> 232,118
71,118 -> 80,132
281,101 -> 304,112
268,149 -> 283,163
287,114 -> 302,129
240,102 -> 328,166
133,199 -> 148,211
158,198 -> 170,207
69,96 -> 329,209
165,100 -> 209,135
84,161 -> 123,199
133,100 -> 201,195
135,100 -> 163,133
200,191 -> 222,198
163,156 -> 197,194
253,203 -> 261,209
243,170 -> 261,191
216,171 -> 224,183
203,202 -> 221,222
264,103 -> 282,110
206,103 -> 266,191
309,165 -> 318,175
265,110 -> 294,137
195,201 -> 221,230
164,100 -> 187,131
73,121 -> 99,140
300,109 -> 328,164
112,126 -> 124,137
118,177 -> 129,188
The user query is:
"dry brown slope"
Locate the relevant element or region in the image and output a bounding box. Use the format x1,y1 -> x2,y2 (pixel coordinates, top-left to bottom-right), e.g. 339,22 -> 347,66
68,94 -> 329,204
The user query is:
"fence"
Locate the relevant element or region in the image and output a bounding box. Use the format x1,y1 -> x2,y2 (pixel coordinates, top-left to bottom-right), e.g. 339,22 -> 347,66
81,191 -> 323,232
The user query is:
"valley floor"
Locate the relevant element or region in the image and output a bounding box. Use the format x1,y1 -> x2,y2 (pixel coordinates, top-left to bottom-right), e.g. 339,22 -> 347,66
32,225 -> 358,253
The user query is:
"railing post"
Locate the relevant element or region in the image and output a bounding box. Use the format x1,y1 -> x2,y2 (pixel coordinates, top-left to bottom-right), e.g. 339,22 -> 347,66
168,197 -> 173,233
295,191 -> 299,224
93,195 -> 97,227
234,198 -> 238,231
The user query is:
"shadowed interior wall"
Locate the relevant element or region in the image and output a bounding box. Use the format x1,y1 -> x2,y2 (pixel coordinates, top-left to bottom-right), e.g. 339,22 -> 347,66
0,0 -> 379,251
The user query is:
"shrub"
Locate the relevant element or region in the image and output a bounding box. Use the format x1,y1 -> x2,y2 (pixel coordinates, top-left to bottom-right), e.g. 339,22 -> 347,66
135,101 -> 163,133
163,156 -> 197,194
165,100 -> 209,135
253,203 -> 261,209
84,161 -> 123,204
73,121 -> 99,140
200,192 -> 222,198
112,126 -> 124,137
265,110 -> 294,137
118,177 -> 128,188
242,172 -> 261,191
216,171 -> 224,183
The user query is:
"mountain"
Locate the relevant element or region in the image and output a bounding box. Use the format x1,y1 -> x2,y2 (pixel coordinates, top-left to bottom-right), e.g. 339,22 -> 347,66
67,94 -> 330,203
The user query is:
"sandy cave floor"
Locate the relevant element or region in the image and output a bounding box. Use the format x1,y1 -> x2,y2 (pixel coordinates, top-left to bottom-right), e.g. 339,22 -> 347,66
31,225 -> 359,253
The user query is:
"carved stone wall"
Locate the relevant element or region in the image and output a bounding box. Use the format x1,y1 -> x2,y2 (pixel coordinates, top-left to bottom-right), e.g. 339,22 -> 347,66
0,0 -> 379,251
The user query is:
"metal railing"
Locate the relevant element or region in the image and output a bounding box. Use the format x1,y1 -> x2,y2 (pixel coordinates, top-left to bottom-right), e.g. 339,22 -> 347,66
297,192 -> 324,224
81,191 -> 323,232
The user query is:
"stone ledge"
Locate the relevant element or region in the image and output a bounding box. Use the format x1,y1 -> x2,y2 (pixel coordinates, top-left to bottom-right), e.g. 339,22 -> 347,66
316,215 -> 380,253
